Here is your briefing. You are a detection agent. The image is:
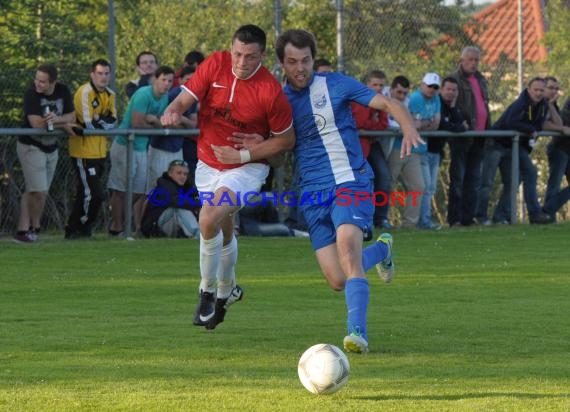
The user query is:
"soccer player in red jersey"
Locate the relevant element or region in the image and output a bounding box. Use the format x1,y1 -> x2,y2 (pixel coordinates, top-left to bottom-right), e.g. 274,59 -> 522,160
161,24 -> 295,330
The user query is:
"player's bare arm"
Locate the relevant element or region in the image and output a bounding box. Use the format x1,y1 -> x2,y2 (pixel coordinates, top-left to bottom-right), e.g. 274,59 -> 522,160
212,127 -> 295,165
160,90 -> 197,127
368,93 -> 424,157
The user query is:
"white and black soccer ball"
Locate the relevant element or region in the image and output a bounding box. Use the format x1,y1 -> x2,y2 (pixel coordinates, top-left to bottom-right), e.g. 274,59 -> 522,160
298,343 -> 350,395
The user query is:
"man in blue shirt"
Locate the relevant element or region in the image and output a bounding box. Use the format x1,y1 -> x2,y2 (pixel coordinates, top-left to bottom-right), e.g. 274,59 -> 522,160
274,29 -> 422,353
408,72 -> 441,230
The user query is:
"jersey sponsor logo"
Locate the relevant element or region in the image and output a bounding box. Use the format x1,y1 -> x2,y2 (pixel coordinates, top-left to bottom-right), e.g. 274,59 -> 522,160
311,93 -> 327,109
212,82 -> 227,88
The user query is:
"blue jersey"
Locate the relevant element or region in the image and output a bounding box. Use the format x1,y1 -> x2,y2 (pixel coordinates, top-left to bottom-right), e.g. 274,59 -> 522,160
284,72 -> 376,191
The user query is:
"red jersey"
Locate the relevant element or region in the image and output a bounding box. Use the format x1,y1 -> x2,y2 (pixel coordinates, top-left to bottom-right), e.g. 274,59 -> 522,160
182,51 -> 293,170
351,102 -> 388,158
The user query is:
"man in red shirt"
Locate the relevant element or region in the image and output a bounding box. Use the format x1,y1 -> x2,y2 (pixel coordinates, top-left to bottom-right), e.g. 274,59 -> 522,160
351,70 -> 391,229
161,24 -> 295,330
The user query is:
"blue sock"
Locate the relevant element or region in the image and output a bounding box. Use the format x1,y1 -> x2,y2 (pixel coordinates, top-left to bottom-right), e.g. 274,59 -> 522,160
361,241 -> 388,272
345,277 -> 369,341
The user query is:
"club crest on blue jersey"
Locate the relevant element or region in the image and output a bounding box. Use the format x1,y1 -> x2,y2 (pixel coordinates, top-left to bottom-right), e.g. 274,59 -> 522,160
312,93 -> 327,109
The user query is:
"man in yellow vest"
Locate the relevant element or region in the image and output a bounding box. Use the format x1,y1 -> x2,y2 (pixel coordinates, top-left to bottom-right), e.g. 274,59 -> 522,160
65,58 -> 117,239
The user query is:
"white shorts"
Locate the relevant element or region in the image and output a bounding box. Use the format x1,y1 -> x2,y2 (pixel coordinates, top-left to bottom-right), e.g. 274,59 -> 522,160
17,141 -> 58,192
195,160 -> 269,205
147,146 -> 183,191
107,141 -> 148,194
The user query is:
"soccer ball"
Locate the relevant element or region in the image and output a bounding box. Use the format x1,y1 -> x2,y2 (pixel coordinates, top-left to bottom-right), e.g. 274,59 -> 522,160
298,343 -> 350,395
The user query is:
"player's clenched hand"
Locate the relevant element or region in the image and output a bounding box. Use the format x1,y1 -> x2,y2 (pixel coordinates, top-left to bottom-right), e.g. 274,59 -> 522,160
227,132 -> 265,150
160,111 -> 181,127
211,144 -> 242,164
400,128 -> 424,158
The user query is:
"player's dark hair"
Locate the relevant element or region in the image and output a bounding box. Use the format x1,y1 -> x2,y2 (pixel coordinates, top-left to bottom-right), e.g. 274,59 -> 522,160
391,75 -> 410,89
136,51 -> 158,66
154,65 -> 175,78
180,65 -> 195,78
184,50 -> 205,68
233,24 -> 267,52
366,69 -> 387,83
544,75 -> 558,84
527,76 -> 545,88
275,29 -> 317,63
441,76 -> 458,88
37,63 -> 58,83
313,58 -> 332,71
91,58 -> 111,72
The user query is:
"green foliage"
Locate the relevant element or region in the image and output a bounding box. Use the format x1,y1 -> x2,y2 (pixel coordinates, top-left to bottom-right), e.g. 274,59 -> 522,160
1,226 -> 569,410
0,0 -> 107,127
544,0 -> 570,94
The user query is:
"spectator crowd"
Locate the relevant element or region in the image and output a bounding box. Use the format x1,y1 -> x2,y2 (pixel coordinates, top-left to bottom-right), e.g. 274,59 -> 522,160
11,43 -> 570,243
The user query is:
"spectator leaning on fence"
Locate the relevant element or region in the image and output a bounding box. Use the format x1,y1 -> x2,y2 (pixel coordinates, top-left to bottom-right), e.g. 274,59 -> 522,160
350,69 -> 392,229
14,63 -> 75,243
386,75 -> 425,229
64,58 -> 117,240
165,66 -> 199,188
173,50 -> 205,87
107,65 -> 175,236
479,77 -> 553,225
437,76 -> 468,228
448,46 -> 491,227
125,51 -> 158,99
409,72 -> 441,230
542,76 -> 570,219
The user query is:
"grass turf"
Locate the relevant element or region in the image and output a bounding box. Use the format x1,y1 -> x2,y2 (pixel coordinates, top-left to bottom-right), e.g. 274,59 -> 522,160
1,224 -> 569,411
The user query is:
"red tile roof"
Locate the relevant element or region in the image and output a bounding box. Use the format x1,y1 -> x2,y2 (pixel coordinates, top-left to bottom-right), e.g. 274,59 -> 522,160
467,0 -> 548,65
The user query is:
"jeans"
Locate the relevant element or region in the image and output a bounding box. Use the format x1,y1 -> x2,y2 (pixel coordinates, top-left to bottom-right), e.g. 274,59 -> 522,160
476,140 -> 511,222
518,149 -> 541,217
367,142 -> 391,225
447,138 -> 484,225
544,142 -> 570,216
419,151 -> 440,227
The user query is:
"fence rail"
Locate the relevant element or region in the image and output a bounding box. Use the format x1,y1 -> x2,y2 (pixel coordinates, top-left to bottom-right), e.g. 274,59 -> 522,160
0,128 -> 565,237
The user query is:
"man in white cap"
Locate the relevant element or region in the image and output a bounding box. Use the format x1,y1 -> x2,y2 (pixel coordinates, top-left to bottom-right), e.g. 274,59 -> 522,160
409,72 -> 442,230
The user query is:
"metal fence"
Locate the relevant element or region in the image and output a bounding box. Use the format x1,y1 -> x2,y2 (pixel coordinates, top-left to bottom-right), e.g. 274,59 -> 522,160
1,0 -> 567,235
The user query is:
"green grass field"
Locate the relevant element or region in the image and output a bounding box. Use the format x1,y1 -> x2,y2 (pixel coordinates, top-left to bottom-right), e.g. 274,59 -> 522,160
1,224 -> 569,411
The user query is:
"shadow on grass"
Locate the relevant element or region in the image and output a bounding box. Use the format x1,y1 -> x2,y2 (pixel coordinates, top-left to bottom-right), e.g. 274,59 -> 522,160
357,392 -> 570,401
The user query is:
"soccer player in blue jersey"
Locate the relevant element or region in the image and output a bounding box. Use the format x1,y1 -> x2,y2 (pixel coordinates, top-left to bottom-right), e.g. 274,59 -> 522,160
226,29 -> 423,353
275,29 -> 423,354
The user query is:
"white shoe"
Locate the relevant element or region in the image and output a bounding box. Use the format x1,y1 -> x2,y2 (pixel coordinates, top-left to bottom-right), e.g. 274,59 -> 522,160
343,333 -> 369,354
375,233 -> 395,283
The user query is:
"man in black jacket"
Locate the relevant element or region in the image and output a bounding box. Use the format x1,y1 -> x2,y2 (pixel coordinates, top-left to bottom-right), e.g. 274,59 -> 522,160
141,160 -> 199,238
477,77 -> 553,225
438,77 -> 469,226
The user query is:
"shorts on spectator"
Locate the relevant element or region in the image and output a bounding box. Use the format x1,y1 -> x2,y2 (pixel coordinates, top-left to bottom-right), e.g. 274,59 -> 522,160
17,141 -> 58,192
107,140 -> 147,194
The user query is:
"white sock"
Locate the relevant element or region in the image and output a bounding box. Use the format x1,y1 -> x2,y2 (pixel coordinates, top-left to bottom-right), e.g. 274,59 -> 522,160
216,235 -> 238,299
199,231 -> 223,293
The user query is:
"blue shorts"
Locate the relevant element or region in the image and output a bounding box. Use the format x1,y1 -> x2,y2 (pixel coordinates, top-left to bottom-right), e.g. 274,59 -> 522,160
300,180 -> 374,250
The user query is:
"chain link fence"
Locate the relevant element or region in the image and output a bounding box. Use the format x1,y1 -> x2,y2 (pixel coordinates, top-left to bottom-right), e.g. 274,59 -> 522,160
0,0 -> 567,235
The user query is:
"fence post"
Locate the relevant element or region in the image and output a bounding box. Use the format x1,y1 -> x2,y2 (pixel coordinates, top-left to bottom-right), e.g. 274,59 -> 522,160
124,132 -> 134,238
510,133 -> 520,224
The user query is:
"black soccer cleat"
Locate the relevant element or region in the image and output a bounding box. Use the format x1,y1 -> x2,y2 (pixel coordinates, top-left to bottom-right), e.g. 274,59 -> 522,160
193,290 -> 215,326
205,285 -> 244,330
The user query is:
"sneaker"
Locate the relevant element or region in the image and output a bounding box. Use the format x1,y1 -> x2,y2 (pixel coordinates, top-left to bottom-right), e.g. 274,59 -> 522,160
375,233 -> 395,283
343,333 -> 369,354
529,212 -> 554,224
206,285 -> 244,330
192,290 -> 215,326
13,231 -> 36,243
